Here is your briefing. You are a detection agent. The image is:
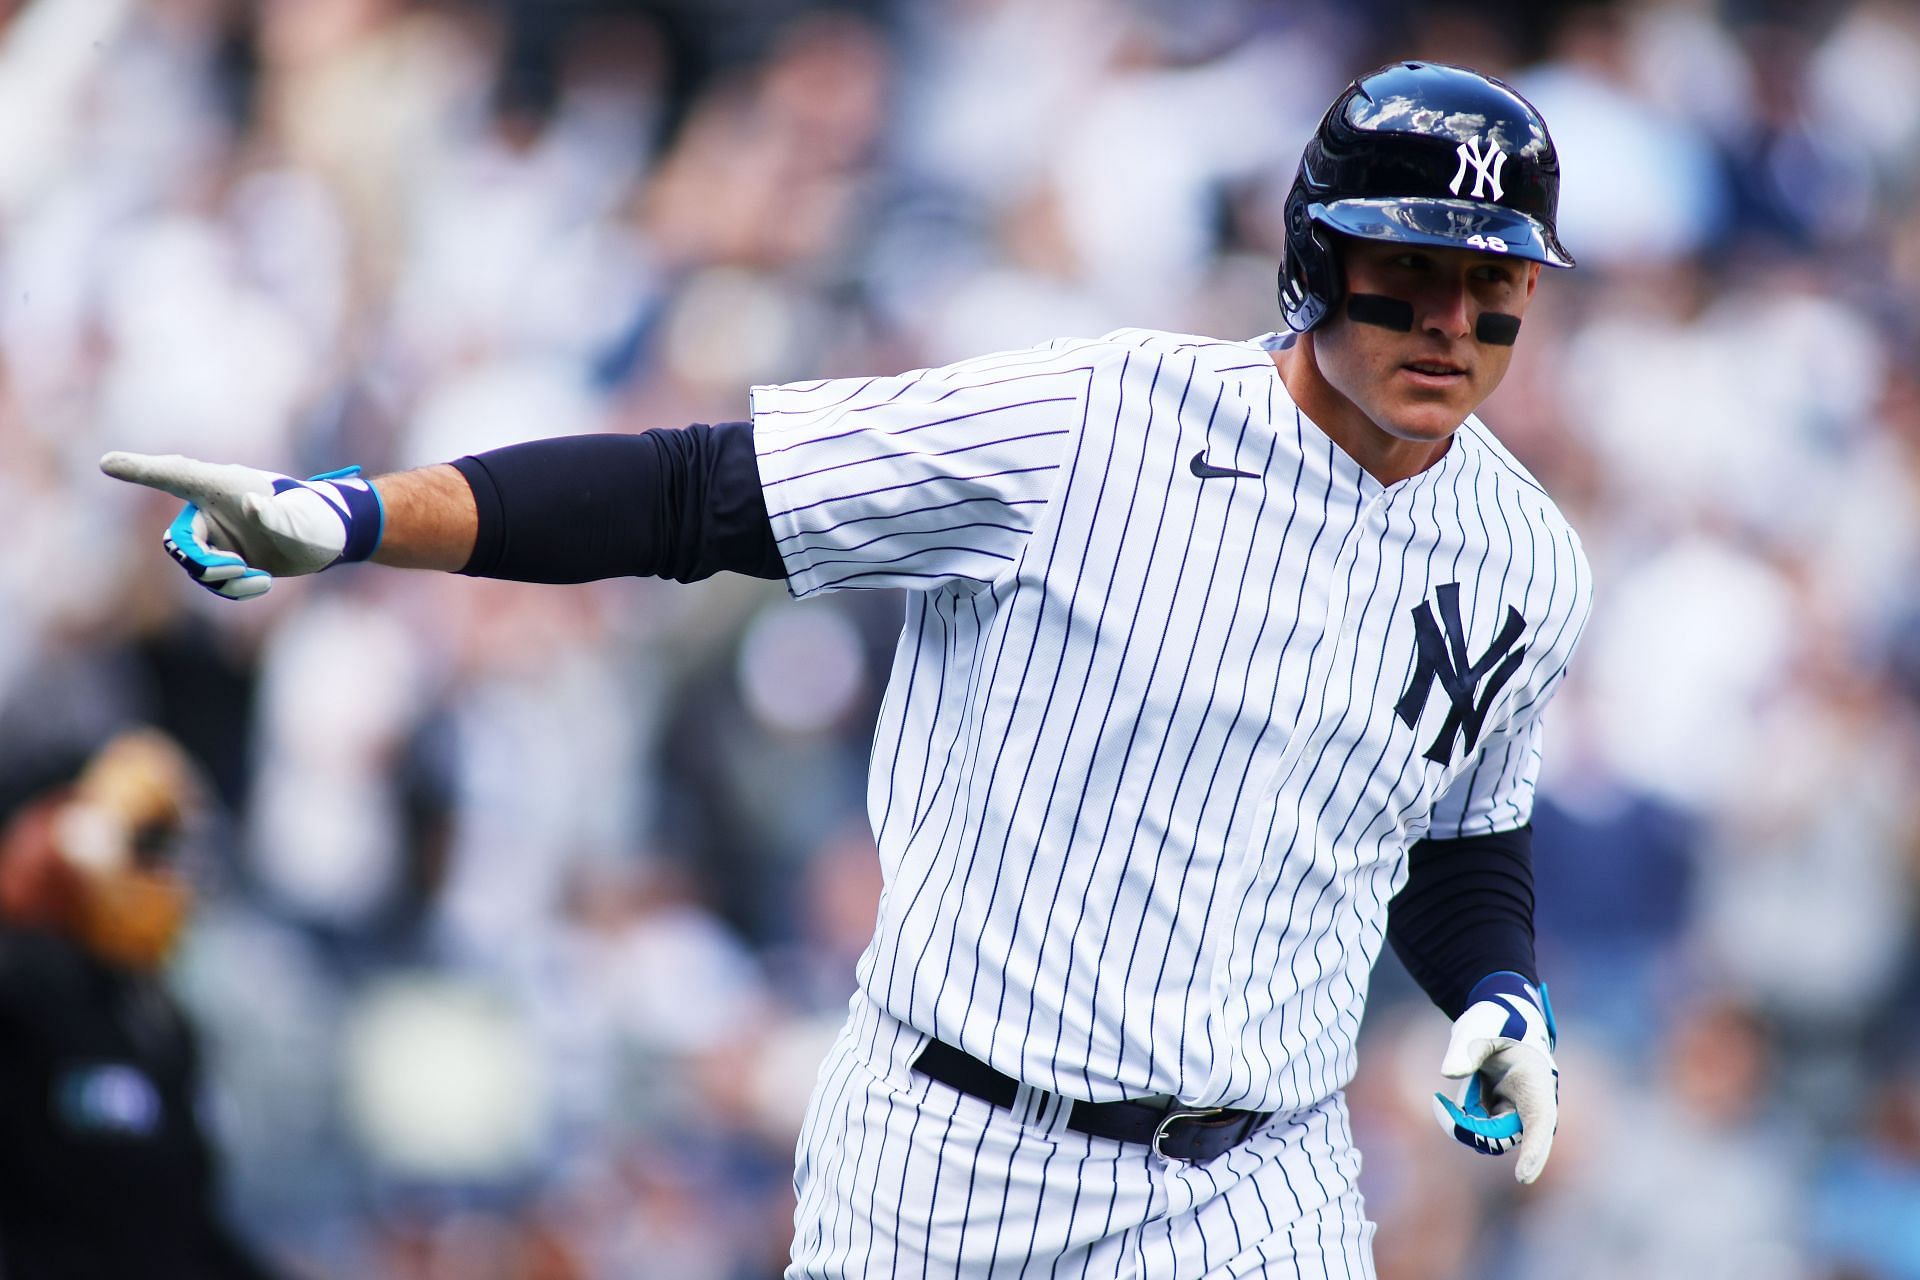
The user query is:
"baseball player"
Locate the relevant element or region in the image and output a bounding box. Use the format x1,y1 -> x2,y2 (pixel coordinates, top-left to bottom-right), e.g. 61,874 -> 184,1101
104,62 -> 1589,1278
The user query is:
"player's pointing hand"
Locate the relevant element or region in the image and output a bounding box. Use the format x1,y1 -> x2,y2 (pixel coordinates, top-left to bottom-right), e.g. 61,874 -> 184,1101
100,452 -> 384,600
1431,971 -> 1559,1183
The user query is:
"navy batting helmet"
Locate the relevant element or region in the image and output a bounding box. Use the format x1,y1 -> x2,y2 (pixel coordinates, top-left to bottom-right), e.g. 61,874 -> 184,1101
1279,61 -> 1575,333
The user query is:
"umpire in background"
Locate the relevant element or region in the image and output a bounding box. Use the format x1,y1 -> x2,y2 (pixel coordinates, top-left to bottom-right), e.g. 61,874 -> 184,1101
0,730 -> 280,1280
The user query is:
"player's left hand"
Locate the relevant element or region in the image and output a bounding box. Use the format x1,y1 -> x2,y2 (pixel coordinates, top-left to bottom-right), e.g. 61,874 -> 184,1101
1430,971 -> 1558,1183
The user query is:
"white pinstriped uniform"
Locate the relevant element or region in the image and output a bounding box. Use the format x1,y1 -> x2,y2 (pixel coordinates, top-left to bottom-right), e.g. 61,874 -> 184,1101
751,328 -> 1592,1277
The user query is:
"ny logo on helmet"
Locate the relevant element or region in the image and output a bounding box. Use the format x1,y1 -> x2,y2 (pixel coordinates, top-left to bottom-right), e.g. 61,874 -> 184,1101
1449,137 -> 1507,201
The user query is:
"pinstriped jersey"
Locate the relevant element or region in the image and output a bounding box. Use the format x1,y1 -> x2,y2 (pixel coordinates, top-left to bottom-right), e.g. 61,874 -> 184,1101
750,328 -> 1593,1114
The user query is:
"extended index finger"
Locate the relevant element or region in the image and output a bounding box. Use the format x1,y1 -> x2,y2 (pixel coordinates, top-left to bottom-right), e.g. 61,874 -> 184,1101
99,451 -> 228,503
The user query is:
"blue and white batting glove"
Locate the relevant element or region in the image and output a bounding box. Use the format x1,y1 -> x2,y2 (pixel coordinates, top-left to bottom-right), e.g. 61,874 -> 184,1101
100,452 -> 383,600
1431,971 -> 1559,1183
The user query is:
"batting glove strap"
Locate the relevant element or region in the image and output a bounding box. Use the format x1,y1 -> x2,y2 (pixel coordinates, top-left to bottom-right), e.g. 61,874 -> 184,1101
1460,970 -> 1557,1049
286,466 -> 385,564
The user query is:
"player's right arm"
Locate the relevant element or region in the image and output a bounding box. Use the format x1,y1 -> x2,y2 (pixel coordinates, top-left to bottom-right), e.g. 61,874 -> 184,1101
100,422 -> 788,598
104,339 -> 1099,600
102,450 -> 483,575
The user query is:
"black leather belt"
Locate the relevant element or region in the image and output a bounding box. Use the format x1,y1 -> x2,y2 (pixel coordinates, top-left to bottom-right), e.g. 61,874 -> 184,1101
912,1038 -> 1269,1163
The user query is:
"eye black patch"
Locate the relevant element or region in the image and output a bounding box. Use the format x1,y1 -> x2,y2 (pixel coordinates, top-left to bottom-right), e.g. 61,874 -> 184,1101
1345,293 -> 1414,331
1475,313 -> 1522,345
1346,294 -> 1524,345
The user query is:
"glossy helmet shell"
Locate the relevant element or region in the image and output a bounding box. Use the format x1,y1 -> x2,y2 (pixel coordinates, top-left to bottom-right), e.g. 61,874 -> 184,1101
1279,60 -> 1575,332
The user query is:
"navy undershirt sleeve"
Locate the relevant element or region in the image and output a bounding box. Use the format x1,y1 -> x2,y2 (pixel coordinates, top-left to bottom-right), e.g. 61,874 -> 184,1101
450,422 -> 786,584
1387,825 -> 1538,1019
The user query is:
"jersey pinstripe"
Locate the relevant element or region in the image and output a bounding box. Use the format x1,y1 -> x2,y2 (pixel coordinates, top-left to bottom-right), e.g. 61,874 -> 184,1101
750,328 -> 1592,1119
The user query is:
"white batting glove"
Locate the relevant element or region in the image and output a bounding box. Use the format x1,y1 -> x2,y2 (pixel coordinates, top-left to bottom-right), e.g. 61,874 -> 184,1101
100,452 -> 384,601
1430,971 -> 1559,1184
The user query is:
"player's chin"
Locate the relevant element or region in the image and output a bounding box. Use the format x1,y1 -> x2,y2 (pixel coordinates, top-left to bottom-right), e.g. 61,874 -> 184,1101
1375,398 -> 1469,444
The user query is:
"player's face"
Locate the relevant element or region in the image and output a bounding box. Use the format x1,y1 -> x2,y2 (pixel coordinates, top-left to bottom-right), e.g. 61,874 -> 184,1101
1313,239 -> 1541,445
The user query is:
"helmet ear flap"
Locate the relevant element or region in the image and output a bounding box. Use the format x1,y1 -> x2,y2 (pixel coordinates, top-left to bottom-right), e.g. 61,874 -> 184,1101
1279,199 -> 1343,333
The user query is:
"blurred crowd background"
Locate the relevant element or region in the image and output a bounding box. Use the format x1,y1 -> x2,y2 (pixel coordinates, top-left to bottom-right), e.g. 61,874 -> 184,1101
2,0 -> 1918,1275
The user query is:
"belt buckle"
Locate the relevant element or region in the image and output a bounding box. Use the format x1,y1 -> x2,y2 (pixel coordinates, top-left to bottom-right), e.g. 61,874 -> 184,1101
1151,1106 -> 1229,1162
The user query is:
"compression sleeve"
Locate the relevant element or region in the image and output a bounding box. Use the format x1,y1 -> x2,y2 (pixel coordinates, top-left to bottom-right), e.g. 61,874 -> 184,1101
451,422 -> 786,584
1387,825 -> 1537,1019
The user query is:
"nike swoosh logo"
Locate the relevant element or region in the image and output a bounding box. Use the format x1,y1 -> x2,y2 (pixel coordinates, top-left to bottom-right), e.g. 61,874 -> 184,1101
1189,451 -> 1260,480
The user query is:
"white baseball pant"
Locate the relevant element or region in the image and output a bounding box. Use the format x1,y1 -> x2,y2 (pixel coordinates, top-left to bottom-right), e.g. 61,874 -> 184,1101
788,995 -> 1377,1278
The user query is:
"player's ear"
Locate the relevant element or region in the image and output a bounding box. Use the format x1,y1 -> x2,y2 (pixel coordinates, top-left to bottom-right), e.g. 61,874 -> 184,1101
1524,262 -> 1541,302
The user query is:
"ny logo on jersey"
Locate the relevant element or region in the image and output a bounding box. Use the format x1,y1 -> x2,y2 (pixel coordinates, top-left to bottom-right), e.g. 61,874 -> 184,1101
1449,137 -> 1508,201
1394,583 -> 1528,766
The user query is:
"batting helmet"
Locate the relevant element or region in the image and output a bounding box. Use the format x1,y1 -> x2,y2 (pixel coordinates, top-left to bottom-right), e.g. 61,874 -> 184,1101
1279,61 -> 1575,332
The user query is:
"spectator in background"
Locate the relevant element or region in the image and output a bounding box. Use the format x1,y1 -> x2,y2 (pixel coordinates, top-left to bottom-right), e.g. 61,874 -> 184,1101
0,730 -> 282,1279
1813,1064 -> 1920,1280
1509,995 -> 1808,1280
